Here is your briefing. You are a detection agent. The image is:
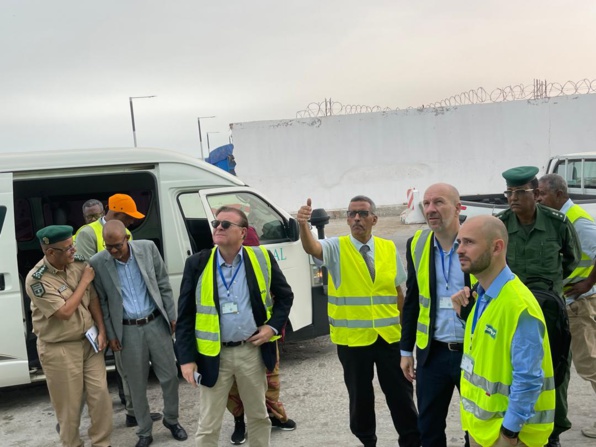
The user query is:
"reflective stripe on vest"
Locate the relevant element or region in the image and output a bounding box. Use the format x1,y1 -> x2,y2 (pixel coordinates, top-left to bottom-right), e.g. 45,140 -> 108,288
564,204 -> 594,286
327,235 -> 401,347
194,246 -> 276,357
410,229 -> 433,349
460,277 -> 555,447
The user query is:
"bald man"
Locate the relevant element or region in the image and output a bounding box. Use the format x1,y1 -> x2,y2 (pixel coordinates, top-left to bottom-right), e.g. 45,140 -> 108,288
453,216 -> 555,447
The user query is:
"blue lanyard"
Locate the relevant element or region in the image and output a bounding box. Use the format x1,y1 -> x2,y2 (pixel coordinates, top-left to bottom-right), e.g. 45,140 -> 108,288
471,292 -> 490,334
437,241 -> 454,290
217,253 -> 243,297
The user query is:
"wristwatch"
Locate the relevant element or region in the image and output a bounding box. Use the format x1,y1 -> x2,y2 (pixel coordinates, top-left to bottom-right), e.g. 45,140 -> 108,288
500,426 -> 519,439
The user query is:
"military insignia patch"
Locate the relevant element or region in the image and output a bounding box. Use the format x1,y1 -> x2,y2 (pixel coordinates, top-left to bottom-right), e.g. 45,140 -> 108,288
73,254 -> 86,262
30,282 -> 46,297
32,265 -> 47,280
58,285 -> 68,293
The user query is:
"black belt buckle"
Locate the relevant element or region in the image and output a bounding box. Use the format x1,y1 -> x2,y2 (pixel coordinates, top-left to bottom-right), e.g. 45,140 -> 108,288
447,342 -> 462,352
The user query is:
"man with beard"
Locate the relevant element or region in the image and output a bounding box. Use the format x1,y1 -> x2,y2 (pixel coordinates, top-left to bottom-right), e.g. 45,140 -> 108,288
452,215 -> 555,447
401,183 -> 472,447
298,195 -> 420,447
498,166 -> 580,447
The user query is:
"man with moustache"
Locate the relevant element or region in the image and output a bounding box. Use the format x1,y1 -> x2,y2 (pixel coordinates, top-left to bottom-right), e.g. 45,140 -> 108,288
176,206 -> 294,447
498,166 -> 580,447
452,215 -> 555,447
298,196 -> 420,447
538,173 -> 596,439
401,183 -> 472,447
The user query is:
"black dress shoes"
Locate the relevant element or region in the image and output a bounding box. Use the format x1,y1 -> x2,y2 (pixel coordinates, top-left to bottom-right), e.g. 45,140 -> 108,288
163,419 -> 188,441
126,413 -> 163,427
135,435 -> 153,447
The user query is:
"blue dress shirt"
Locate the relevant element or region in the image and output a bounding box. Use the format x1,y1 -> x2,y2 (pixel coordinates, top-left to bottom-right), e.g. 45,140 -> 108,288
115,245 -> 156,319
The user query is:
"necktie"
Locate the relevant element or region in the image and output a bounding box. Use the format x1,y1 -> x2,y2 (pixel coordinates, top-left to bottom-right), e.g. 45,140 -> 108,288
359,245 -> 375,281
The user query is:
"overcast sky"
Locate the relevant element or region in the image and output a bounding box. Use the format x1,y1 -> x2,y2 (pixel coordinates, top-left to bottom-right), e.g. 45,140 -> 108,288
2,0 -> 595,157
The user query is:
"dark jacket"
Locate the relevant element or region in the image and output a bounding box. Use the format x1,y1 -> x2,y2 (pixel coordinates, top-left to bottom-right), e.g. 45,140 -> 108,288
401,233 -> 472,367
175,247 -> 294,387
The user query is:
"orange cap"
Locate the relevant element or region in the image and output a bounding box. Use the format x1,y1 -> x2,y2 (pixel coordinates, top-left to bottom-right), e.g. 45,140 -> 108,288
108,194 -> 145,219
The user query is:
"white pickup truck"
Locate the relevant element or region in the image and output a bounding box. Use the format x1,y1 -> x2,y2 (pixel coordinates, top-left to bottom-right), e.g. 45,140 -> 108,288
459,152 -> 596,219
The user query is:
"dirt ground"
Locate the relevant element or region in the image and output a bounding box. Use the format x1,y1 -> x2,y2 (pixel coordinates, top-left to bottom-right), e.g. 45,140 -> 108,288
1,216 -> 595,446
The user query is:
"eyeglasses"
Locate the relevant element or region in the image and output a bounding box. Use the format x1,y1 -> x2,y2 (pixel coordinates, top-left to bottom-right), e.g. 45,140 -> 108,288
51,244 -> 75,253
84,213 -> 104,221
346,210 -> 373,218
211,220 -> 245,230
503,189 -> 535,198
103,237 -> 128,251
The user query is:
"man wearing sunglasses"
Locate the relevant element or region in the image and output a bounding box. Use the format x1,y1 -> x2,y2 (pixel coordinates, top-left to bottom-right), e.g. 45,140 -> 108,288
90,220 -> 186,447
297,196 -> 420,447
498,166 -> 581,447
176,206 -> 294,447
25,225 -> 113,447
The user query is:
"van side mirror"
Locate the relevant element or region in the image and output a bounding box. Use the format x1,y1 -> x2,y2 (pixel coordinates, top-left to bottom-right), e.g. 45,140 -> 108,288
286,218 -> 300,242
310,208 -> 329,239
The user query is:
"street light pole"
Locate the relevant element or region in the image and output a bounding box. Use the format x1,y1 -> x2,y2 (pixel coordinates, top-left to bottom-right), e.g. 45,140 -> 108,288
206,131 -> 220,157
129,95 -> 156,147
197,115 -> 215,159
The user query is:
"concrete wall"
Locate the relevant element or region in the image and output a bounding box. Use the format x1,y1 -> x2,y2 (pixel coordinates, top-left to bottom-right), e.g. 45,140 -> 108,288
232,94 -> 596,213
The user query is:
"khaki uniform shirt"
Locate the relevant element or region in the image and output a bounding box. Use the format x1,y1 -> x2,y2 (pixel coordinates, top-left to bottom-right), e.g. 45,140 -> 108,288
498,203 -> 581,296
25,257 -> 96,343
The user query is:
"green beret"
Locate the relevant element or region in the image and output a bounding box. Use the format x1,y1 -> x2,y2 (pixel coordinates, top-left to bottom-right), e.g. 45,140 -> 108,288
36,225 -> 74,245
502,166 -> 539,187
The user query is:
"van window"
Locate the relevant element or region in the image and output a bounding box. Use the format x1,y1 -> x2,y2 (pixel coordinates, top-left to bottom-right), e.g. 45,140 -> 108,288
558,159 -> 596,188
177,192 -> 213,253
0,205 -> 6,233
205,192 -> 289,244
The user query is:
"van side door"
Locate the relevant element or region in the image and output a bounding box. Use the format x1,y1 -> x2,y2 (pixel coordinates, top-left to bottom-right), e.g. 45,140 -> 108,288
0,173 -> 30,386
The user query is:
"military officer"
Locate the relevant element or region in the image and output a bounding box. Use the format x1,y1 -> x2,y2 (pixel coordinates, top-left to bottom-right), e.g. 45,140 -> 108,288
498,166 -> 581,447
25,225 -> 112,447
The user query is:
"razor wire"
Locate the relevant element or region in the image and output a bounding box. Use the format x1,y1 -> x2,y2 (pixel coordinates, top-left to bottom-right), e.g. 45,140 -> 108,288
296,78 -> 596,118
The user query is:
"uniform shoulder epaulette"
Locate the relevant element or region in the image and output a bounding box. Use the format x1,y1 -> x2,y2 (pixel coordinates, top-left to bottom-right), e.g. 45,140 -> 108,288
73,254 -> 86,262
31,265 -> 47,280
495,208 -> 509,219
539,204 -> 567,222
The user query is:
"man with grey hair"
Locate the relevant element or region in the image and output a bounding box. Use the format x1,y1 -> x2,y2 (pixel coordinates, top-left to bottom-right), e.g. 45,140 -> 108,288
82,199 -> 105,224
297,195 -> 420,447
538,173 -> 596,439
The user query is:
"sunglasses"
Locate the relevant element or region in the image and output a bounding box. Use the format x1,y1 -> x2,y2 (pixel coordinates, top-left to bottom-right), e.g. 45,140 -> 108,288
346,210 -> 373,218
103,236 -> 128,251
51,244 -> 75,253
211,220 -> 245,230
503,188 -> 535,198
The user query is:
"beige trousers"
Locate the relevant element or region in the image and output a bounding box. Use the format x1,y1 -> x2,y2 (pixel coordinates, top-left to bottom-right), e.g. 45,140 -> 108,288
39,339 -> 112,447
568,294 -> 596,393
195,343 -> 270,447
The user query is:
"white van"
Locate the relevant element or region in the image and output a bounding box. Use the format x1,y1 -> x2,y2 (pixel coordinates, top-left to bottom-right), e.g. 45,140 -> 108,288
0,147 -> 328,388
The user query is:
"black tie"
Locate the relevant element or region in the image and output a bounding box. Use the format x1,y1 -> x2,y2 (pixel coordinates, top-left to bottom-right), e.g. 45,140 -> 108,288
359,245 -> 375,281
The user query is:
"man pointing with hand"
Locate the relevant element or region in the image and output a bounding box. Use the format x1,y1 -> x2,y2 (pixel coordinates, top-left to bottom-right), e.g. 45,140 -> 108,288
297,196 -> 420,447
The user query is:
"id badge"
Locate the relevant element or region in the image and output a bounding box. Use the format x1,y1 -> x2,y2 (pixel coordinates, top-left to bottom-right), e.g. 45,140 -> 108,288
439,296 -> 453,310
461,353 -> 474,374
221,302 -> 239,315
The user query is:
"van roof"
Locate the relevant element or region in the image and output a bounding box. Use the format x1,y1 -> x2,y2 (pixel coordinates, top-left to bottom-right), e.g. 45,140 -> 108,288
0,146 -> 245,184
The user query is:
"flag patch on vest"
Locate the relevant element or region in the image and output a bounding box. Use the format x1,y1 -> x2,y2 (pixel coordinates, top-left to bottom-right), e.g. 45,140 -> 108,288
484,324 -> 497,339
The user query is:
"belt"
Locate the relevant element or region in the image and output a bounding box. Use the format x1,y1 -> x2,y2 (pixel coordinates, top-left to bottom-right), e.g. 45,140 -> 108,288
433,340 -> 463,352
122,309 -> 161,326
222,340 -> 249,348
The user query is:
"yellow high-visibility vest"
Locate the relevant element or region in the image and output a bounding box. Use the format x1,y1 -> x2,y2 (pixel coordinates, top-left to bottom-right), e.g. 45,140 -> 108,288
73,219 -> 132,250
194,246 -> 278,356
564,204 -> 594,287
460,276 -> 555,447
327,235 -> 401,347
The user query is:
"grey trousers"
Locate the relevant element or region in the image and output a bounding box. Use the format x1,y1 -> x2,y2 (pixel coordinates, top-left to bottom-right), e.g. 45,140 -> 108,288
120,316 -> 179,438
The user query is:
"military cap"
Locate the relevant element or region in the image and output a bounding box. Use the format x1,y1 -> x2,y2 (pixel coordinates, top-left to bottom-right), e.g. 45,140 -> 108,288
502,166 -> 539,187
36,225 -> 74,245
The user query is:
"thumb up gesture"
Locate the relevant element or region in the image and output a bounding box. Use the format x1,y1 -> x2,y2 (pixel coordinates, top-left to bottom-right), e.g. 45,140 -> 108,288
297,198 -> 312,224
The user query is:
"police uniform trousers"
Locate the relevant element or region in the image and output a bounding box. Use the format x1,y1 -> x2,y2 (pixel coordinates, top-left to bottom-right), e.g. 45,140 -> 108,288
196,342 -> 271,447
568,294 -> 596,393
120,316 -> 180,438
337,336 -> 420,447
38,338 -> 112,447
417,341 -> 468,447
